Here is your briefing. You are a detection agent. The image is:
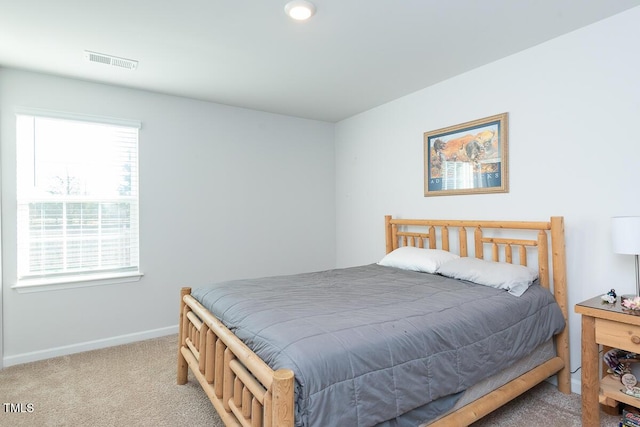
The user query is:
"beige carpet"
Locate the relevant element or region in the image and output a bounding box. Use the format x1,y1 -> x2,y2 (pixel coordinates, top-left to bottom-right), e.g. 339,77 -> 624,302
0,335 -> 622,426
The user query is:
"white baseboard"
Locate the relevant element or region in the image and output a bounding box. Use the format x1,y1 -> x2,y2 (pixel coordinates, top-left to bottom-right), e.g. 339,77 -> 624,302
571,376 -> 581,395
544,374 -> 581,395
2,325 -> 178,367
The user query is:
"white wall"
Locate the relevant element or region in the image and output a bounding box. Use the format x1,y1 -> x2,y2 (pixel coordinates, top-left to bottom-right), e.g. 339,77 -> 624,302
0,69 -> 336,365
335,7 -> 640,393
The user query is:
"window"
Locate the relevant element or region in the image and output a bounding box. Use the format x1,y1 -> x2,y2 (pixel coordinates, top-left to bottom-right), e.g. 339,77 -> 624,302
16,110 -> 141,287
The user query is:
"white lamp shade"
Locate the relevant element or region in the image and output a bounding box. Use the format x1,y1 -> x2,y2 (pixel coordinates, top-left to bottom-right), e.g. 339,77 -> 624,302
612,216 -> 640,254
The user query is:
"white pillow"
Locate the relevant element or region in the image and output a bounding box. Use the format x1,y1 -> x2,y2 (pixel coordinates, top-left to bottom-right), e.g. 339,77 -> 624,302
378,246 -> 460,274
436,257 -> 538,297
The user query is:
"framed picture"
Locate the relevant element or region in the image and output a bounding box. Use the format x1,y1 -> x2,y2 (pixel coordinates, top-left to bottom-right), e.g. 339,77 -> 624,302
424,112 -> 508,197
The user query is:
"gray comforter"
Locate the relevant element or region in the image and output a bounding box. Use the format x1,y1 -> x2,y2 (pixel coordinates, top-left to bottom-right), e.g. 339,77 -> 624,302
191,264 -> 565,427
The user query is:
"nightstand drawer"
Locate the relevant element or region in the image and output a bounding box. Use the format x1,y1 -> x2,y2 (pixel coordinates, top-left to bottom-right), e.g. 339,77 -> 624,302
596,318 -> 640,350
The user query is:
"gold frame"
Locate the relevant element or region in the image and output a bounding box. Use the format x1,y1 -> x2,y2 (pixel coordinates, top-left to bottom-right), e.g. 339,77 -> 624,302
424,112 -> 509,197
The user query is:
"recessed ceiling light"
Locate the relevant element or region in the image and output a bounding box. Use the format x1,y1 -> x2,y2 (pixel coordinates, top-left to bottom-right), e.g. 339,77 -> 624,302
284,0 -> 316,21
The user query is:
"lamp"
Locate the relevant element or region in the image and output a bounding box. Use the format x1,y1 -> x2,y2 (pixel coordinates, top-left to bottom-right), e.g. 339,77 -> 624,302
612,216 -> 640,297
284,1 -> 316,21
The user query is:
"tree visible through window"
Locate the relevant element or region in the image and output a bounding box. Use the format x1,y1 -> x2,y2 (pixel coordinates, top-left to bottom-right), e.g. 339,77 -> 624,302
16,112 -> 140,284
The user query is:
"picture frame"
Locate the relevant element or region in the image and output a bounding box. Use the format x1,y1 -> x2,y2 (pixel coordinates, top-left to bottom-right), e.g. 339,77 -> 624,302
424,112 -> 508,197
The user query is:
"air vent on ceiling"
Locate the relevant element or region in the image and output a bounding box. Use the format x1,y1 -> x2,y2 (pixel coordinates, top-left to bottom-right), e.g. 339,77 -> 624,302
84,50 -> 138,70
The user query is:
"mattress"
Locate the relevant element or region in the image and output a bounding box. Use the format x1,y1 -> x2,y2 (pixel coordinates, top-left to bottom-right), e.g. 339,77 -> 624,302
191,264 -> 565,427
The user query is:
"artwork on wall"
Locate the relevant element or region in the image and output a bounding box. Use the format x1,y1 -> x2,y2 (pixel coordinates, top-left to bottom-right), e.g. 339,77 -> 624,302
424,113 -> 508,197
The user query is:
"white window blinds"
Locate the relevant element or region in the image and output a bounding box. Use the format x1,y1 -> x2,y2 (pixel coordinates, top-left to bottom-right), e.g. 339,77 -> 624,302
16,112 -> 140,284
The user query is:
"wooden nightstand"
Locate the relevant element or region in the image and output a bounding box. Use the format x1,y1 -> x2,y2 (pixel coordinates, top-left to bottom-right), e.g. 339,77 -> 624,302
575,296 -> 640,427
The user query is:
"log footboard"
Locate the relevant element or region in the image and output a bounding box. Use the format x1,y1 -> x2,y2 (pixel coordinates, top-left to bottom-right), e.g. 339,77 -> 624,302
178,287 -> 294,427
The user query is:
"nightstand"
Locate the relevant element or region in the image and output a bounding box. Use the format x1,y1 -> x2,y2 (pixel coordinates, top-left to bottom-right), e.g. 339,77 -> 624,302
575,296 -> 640,427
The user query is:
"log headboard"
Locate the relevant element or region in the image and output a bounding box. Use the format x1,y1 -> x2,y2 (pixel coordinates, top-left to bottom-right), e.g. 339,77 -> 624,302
384,214 -> 570,393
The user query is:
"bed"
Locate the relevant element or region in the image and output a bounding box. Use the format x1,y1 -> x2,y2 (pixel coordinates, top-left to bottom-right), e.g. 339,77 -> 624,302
177,215 -> 570,427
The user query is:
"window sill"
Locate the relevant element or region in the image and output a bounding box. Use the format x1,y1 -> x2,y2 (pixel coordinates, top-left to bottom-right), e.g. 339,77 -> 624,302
12,271 -> 144,293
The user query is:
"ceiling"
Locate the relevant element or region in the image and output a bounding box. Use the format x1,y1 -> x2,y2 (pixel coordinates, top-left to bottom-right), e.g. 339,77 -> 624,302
1,1 -> 639,123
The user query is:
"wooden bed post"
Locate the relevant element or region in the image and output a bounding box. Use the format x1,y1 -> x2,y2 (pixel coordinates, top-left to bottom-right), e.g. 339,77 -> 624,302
177,287 -> 191,385
550,216 -> 571,394
385,215 -> 393,254
272,369 -> 295,426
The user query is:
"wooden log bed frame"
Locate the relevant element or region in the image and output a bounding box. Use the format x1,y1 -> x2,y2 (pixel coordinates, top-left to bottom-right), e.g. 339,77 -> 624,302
177,215 -> 570,427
